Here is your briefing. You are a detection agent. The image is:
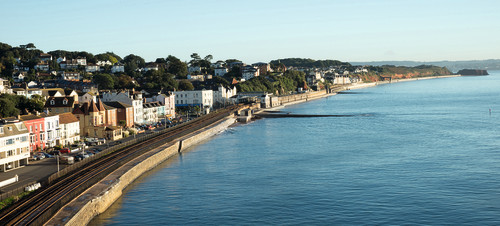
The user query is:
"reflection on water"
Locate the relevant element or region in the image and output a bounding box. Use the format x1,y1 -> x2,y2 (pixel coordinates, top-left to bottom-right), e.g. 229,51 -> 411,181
92,73 -> 500,225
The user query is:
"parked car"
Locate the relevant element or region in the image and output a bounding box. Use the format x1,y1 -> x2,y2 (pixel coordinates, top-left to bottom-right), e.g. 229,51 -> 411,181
33,152 -> 45,160
30,153 -> 45,161
74,154 -> 84,161
42,153 -> 54,158
50,150 -> 61,156
91,148 -> 102,153
85,151 -> 94,157
60,148 -> 71,154
74,153 -> 89,161
60,156 -> 74,165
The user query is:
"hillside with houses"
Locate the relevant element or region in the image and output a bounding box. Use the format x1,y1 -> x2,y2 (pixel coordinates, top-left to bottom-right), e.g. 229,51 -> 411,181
0,42 -> 451,172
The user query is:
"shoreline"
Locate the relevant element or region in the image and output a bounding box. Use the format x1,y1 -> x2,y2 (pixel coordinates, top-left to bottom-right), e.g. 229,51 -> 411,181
261,74 -> 461,112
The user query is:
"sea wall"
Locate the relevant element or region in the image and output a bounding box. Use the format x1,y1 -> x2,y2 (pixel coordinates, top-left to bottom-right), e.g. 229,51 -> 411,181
47,117 -> 236,226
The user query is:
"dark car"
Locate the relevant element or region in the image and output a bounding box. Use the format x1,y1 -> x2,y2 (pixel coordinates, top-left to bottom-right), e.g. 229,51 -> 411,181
91,148 -> 102,153
74,154 -> 84,161
42,153 -> 54,158
50,150 -> 61,156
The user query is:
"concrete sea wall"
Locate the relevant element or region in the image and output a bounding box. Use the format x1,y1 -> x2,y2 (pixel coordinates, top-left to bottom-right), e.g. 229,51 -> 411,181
47,117 -> 236,226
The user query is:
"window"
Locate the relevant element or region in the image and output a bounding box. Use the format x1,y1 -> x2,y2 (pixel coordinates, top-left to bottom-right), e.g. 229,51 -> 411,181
63,99 -> 68,105
0,127 -> 3,134
50,100 -> 55,105
6,139 -> 14,145
7,127 -> 12,131
30,126 -> 32,133
21,136 -> 27,142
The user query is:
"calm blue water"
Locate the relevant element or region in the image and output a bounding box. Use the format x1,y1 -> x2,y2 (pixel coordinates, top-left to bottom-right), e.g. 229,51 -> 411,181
92,73 -> 500,225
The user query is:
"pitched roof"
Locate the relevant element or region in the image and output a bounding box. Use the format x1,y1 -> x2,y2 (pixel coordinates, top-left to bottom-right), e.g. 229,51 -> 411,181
88,100 -> 100,112
96,99 -> 106,111
64,89 -> 77,96
44,97 -> 75,108
58,112 -> 79,124
0,122 -> 28,138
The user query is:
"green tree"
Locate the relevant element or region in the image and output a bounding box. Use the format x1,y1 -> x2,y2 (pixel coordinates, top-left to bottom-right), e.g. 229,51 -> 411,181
93,73 -> 115,89
26,43 -> 36,49
116,74 -> 136,89
0,98 -> 19,117
178,79 -> 194,91
28,94 -> 45,112
166,55 -> 188,78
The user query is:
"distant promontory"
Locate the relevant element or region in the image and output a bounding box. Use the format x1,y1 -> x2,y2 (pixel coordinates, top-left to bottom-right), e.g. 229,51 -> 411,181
456,69 -> 489,76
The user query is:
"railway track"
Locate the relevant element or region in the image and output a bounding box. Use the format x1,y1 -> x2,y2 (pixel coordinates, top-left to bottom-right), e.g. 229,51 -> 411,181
0,105 -> 240,225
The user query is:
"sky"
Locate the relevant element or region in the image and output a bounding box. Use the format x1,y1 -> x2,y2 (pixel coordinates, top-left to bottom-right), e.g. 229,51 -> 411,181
2,0 -> 500,63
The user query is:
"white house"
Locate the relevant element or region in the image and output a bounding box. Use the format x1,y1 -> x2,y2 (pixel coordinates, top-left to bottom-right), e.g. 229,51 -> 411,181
27,88 -> 42,99
58,112 -> 80,146
76,57 -> 87,65
174,89 -> 213,113
78,92 -> 98,104
96,60 -> 112,66
44,114 -> 60,147
12,72 -> 26,82
144,64 -> 159,72
61,71 -> 81,80
85,64 -> 100,73
102,90 -> 144,125
213,86 -> 237,106
0,78 -> 11,94
142,102 -> 158,125
242,66 -> 259,80
111,63 -> 125,73
214,67 -> 228,76
145,92 -> 176,119
0,121 -> 30,172
354,67 -> 368,73
34,62 -> 50,71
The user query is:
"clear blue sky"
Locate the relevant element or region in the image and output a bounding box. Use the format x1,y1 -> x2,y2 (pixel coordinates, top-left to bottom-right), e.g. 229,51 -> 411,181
3,0 -> 500,63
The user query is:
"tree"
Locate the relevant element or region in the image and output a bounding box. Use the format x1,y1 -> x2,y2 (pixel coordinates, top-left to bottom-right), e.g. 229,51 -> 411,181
28,94 -> 45,112
26,43 -> 36,49
0,98 -> 19,117
124,54 -> 145,68
116,74 -> 136,89
93,73 -> 115,89
166,55 -> 188,78
178,80 -> 194,91
189,53 -> 201,66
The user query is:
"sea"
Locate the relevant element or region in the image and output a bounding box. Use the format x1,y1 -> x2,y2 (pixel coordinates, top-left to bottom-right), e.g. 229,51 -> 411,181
91,72 -> 500,225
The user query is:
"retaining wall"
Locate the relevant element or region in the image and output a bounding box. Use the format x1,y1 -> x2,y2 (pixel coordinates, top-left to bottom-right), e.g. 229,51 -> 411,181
47,117 -> 236,226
